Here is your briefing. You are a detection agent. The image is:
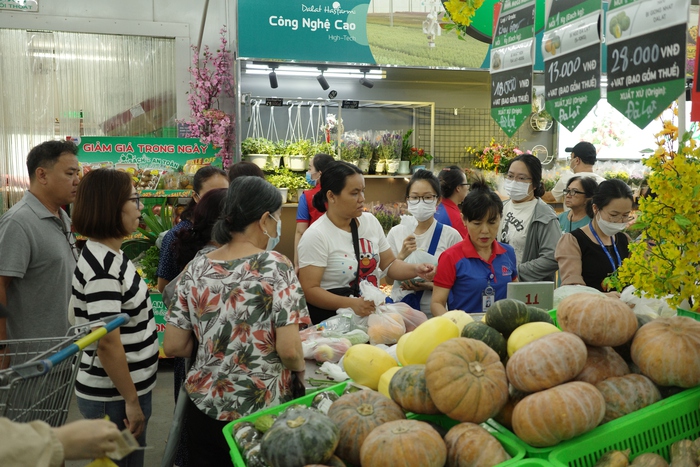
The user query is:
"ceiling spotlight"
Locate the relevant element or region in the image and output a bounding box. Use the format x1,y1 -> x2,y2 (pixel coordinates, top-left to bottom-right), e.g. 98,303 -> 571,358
269,68 -> 278,89
359,68 -> 374,88
317,72 -> 330,91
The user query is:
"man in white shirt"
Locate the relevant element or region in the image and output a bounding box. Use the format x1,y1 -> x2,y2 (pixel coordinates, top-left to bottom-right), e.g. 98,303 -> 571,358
543,141 -> 607,203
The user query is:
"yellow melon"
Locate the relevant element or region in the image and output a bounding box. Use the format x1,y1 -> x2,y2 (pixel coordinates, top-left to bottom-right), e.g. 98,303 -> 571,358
344,344 -> 398,390
402,317 -> 460,365
507,321 -> 562,357
377,366 -> 402,398
442,310 -> 475,333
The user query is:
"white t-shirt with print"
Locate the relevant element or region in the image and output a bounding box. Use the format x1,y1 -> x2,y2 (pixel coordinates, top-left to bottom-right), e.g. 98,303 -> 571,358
299,212 -> 391,290
386,220 -> 462,314
499,198 -> 538,263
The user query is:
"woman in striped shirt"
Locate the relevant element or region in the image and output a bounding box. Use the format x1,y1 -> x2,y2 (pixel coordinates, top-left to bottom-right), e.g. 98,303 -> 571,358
71,169 -> 159,467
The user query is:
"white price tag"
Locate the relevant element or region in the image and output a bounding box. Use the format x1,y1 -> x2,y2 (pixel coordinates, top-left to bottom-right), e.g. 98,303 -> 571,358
507,282 -> 554,310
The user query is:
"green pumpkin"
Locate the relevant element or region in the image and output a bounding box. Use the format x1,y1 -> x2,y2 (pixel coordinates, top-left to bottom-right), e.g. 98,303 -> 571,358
526,306 -> 555,325
485,299 -> 530,338
461,322 -> 508,363
261,406 -> 339,467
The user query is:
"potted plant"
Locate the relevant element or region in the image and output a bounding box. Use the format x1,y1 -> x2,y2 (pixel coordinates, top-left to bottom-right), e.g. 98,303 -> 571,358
288,172 -> 312,203
383,131 -> 403,175
340,140 -> 361,166
399,129 -> 414,175
409,146 -> 433,173
612,115 -> 700,313
284,139 -> 313,171
315,141 -> 336,158
241,137 -> 275,169
266,168 -> 309,203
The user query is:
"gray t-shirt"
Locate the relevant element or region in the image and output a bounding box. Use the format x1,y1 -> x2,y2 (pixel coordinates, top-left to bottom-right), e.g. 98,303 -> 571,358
0,191 -> 75,339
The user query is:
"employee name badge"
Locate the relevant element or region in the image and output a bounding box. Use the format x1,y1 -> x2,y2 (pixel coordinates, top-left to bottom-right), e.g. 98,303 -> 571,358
482,274 -> 495,312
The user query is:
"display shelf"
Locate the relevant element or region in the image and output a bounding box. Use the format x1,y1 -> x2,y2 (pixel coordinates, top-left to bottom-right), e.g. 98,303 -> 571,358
282,203 -> 299,208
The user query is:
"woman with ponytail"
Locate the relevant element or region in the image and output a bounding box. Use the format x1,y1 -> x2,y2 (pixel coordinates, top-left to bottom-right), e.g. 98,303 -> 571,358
164,176 -> 308,467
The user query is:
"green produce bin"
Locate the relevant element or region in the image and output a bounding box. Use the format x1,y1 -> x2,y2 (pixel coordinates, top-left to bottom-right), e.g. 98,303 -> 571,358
548,386 -> 700,467
511,459 -> 555,467
223,380 -> 526,467
677,308 -> 700,321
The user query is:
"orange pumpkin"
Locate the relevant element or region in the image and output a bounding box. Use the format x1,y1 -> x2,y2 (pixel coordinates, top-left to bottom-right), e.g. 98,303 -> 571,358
595,374 -> 661,423
631,316 -> 700,388
444,423 -> 511,467
327,390 -> 405,466
575,346 -> 630,386
557,294 -> 638,346
506,332 -> 588,392
360,419 -> 447,467
493,385 -> 529,430
512,381 -> 606,447
425,338 -> 508,423
388,364 -> 440,415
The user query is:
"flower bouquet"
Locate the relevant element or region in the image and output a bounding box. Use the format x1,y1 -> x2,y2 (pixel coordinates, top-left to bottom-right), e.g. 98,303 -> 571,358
441,0 -> 487,39
468,138 -> 523,174
365,201 -> 407,235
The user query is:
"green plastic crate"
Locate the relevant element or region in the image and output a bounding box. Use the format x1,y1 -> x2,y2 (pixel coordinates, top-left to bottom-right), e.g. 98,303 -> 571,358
548,386 -> 700,467
223,381 -> 526,467
548,309 -> 558,327
487,418 -> 557,460
511,459 -> 555,467
677,308 -> 700,321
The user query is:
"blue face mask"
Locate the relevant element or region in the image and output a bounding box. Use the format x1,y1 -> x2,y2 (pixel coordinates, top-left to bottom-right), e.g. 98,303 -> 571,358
265,215 -> 282,250
306,171 -> 317,187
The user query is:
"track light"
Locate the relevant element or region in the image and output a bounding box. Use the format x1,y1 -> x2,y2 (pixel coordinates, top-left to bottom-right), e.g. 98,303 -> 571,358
359,73 -> 374,89
317,72 -> 330,90
269,69 -> 278,89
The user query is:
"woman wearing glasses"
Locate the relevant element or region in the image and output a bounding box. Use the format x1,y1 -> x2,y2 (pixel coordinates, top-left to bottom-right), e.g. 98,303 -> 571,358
556,179 -> 634,293
498,154 -> 561,282
386,170 -> 462,316
558,176 -> 599,233
71,169 -> 159,467
432,176 -> 518,315
298,162 -> 436,324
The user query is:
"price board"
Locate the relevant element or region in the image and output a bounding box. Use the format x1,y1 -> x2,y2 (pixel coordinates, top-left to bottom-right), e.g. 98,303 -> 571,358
606,0 -> 689,129
543,0 -> 602,131
490,0 -> 536,137
507,281 -> 554,310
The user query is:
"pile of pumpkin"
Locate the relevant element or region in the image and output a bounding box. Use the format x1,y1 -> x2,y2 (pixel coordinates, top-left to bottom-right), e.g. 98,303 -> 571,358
594,437 -> 700,467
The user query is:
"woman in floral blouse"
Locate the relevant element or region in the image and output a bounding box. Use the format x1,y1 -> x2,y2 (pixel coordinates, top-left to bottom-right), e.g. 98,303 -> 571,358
164,176 -> 309,467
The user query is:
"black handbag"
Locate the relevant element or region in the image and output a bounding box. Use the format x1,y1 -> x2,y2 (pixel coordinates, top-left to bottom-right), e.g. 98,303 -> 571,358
306,219 -> 361,324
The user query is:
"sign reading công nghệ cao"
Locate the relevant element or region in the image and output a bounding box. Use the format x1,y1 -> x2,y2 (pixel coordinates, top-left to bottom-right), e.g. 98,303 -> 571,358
606,0 -> 689,129
490,0 -> 536,137
543,0 -> 602,131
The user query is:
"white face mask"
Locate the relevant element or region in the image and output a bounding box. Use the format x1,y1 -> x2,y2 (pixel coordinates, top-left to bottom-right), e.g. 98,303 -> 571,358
596,213 -> 627,236
504,179 -> 532,201
408,199 -> 437,222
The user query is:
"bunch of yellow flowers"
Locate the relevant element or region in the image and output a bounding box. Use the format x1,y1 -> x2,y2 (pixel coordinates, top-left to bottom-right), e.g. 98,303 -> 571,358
615,117 -> 700,311
443,0 -> 486,28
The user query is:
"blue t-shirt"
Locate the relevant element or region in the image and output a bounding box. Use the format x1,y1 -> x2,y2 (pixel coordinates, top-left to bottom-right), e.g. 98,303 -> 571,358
156,219 -> 193,281
434,238 -> 518,313
296,193 -> 310,222
558,212 -> 591,233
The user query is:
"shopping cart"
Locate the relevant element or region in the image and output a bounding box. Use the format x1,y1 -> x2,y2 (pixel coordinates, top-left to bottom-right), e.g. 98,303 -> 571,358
0,313 -> 130,427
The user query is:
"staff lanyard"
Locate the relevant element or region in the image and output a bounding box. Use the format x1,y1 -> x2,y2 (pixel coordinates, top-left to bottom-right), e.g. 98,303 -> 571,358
588,221 -> 621,272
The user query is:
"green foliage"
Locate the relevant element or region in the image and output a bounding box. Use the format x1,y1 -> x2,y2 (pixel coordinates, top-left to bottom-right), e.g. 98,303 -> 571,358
241,137 -> 274,155
366,22 -> 489,68
137,207 -> 173,245
141,245 -> 161,285
266,167 -> 310,190
285,139 -> 315,158
401,129 -> 414,161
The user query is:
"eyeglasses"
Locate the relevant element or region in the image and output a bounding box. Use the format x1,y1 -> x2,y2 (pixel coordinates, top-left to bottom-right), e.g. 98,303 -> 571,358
129,194 -> 141,206
564,188 -> 585,196
407,195 -> 438,205
62,226 -> 80,262
506,173 -> 532,183
601,211 -> 631,223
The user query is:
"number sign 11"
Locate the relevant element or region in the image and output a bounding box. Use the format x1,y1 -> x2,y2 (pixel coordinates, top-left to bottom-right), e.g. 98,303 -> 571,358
507,282 -> 554,310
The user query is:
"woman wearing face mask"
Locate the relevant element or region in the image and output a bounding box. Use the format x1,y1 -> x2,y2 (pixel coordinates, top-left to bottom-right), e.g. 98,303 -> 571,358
164,176 -> 308,466
556,179 -> 634,294
499,154 -> 561,282
294,153 -> 336,271
558,176 -> 599,233
435,166 -> 470,238
386,170 -> 462,316
431,176 -> 518,315
298,162 -> 436,324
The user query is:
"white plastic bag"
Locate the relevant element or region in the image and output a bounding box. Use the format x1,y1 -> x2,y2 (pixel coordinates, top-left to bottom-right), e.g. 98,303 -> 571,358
336,306 -> 369,331
378,301 -> 427,332
553,285 -> 604,308
367,311 -> 406,345
619,285 -> 672,317
318,362 -> 350,381
359,281 -> 389,307
302,337 -> 352,363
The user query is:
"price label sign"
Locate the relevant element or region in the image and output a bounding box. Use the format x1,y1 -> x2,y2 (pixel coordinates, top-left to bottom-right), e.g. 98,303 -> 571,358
543,0 -> 602,131
490,0 -> 536,137
606,0 -> 689,129
507,282 -> 554,310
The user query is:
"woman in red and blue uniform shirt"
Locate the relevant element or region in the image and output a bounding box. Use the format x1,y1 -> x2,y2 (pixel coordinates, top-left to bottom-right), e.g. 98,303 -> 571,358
435,165 -> 469,238
294,153 -> 336,270
432,176 -> 518,315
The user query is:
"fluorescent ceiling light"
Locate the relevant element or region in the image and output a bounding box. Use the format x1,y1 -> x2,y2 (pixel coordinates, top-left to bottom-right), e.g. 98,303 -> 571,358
245,63 -> 385,79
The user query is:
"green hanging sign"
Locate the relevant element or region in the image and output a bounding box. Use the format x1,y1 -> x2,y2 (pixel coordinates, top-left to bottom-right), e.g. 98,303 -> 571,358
543,0 -> 602,131
490,0 -> 536,137
606,0 -> 689,129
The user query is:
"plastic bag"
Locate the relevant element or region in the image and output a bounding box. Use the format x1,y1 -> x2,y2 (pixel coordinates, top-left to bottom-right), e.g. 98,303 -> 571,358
619,285 -> 672,317
367,312 -> 406,345
360,281 -> 389,307
318,362 -> 350,381
378,301 -> 427,332
336,307 -> 369,331
302,337 -> 352,363
553,285 -> 605,308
